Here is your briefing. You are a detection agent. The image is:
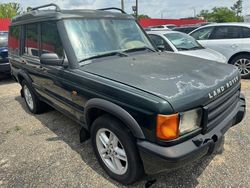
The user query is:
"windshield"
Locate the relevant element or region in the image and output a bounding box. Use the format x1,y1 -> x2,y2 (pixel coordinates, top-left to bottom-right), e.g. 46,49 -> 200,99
64,19 -> 154,62
0,32 -> 8,47
164,32 -> 203,51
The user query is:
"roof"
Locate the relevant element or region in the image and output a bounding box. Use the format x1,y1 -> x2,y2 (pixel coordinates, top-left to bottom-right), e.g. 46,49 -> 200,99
199,22 -> 250,28
11,9 -> 134,26
146,30 -> 183,35
0,18 -> 10,31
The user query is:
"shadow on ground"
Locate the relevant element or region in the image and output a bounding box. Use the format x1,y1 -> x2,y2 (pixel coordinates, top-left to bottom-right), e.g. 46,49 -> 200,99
15,95 -> 216,188
0,74 -> 14,85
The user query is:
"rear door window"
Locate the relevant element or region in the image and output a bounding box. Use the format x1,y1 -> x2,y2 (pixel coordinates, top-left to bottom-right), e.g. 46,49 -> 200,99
25,24 -> 39,57
9,26 -> 20,55
242,27 -> 250,38
210,26 -> 242,39
41,22 -> 64,58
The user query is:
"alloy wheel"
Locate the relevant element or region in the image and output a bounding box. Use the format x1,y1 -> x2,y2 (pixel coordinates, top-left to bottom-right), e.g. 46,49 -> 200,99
234,58 -> 250,76
96,128 -> 128,175
23,85 -> 34,110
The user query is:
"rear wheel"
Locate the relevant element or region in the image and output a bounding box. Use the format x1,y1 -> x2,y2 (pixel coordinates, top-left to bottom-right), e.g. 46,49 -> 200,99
91,114 -> 144,185
22,80 -> 45,114
231,54 -> 250,79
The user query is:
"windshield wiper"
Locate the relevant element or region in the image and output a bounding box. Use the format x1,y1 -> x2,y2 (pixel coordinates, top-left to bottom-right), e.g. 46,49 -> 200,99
123,46 -> 156,53
189,46 -> 204,50
79,51 -> 128,63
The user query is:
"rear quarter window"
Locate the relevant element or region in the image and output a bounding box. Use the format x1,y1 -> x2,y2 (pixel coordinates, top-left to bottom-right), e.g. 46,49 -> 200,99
9,26 -> 20,55
242,27 -> 250,38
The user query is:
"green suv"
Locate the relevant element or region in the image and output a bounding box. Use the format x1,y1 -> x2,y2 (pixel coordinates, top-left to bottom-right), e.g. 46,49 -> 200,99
9,4 -> 246,185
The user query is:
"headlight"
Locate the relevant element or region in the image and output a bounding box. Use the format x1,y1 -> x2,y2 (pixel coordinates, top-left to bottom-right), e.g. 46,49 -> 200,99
179,108 -> 202,135
156,108 -> 202,140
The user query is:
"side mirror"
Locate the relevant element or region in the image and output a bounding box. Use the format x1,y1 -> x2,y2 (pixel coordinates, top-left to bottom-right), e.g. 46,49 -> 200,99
40,53 -> 63,66
157,45 -> 166,52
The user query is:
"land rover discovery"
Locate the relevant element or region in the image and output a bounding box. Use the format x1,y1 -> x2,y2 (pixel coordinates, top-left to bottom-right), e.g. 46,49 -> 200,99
9,4 -> 246,185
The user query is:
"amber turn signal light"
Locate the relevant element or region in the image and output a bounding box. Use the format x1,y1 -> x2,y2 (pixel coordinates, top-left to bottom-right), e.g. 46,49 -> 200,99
156,114 -> 179,140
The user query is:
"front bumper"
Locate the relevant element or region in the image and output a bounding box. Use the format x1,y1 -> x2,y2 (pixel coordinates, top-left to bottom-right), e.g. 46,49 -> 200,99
137,94 -> 246,174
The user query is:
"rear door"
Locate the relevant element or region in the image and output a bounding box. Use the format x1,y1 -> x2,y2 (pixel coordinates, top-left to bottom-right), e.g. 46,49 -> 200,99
205,26 -> 244,59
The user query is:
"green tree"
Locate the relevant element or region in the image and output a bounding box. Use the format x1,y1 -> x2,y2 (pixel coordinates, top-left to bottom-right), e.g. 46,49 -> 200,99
0,3 -> 22,18
198,7 -> 241,22
131,14 -> 150,20
231,0 -> 243,16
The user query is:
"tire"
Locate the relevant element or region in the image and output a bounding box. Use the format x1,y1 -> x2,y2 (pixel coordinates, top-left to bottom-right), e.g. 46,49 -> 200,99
21,80 -> 45,114
230,54 -> 250,79
90,114 -> 144,185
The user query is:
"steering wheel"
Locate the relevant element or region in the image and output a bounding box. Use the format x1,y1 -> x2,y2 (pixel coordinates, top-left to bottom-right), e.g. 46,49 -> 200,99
119,38 -> 132,48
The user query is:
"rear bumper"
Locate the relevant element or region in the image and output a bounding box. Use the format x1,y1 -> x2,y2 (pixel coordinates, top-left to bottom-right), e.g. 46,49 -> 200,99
137,94 -> 246,174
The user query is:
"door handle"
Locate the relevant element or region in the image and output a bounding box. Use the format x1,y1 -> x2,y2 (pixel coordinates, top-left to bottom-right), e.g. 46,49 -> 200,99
20,60 -> 26,64
39,66 -> 46,71
231,44 -> 238,48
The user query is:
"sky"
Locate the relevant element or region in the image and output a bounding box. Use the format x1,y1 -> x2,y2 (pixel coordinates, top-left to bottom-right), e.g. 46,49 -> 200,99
1,0 -> 250,18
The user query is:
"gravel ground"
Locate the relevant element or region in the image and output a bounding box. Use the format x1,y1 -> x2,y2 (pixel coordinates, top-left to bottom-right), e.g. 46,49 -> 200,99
0,76 -> 249,188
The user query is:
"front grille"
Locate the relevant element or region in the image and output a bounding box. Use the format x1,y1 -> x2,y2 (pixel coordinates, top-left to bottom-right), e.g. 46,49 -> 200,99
203,82 -> 240,132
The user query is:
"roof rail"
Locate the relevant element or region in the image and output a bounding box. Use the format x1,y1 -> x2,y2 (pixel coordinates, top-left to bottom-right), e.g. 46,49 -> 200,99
98,7 -> 126,14
31,3 -> 60,12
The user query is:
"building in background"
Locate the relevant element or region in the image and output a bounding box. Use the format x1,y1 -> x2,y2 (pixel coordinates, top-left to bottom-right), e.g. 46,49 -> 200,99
0,18 -> 10,31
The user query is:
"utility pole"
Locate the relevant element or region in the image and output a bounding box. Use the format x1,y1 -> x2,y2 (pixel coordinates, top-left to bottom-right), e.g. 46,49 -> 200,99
121,0 -> 124,11
136,0 -> 138,20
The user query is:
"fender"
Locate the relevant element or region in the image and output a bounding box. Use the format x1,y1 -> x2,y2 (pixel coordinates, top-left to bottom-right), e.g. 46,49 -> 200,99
84,98 -> 145,139
17,69 -> 33,85
17,69 -> 38,97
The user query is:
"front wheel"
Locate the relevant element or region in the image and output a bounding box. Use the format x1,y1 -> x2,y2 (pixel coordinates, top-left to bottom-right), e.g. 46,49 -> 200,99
91,114 -> 144,185
231,54 -> 250,79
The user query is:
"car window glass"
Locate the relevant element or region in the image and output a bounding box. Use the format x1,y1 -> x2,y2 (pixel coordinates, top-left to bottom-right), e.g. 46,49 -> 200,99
41,22 -> 64,58
8,26 -> 20,55
210,26 -> 242,39
190,27 -> 214,40
148,34 -> 173,52
164,32 -> 203,51
0,32 -> 8,47
242,27 -> 250,38
25,24 -> 39,57
65,19 -> 153,61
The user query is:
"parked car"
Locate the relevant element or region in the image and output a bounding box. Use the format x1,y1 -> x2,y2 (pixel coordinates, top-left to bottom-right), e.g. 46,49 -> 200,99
147,24 -> 177,31
9,4 -> 246,185
172,25 -> 200,33
189,23 -> 250,78
0,31 -> 10,76
147,30 -> 227,63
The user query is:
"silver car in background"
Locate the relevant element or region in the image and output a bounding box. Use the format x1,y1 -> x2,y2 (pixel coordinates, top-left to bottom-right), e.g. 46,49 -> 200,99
190,23 -> 250,78
147,30 -> 227,63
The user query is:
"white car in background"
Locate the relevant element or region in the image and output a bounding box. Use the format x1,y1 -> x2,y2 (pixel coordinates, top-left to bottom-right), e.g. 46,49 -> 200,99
189,23 -> 250,78
147,24 -> 177,31
147,30 -> 227,63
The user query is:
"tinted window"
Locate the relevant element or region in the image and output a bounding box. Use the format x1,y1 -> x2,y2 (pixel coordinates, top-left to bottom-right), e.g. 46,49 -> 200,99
242,27 -> 250,38
190,27 -> 214,40
148,34 -> 173,52
210,26 -> 242,39
9,26 -> 20,55
25,24 -> 39,57
41,22 -> 64,58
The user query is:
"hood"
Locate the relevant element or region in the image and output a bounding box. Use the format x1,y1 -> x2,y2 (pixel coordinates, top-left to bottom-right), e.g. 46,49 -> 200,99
81,52 -> 240,112
179,48 -> 227,63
